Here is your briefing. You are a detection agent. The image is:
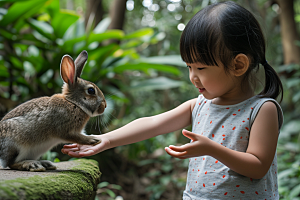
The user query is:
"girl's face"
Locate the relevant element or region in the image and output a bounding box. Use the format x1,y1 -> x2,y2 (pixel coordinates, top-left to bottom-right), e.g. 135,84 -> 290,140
187,62 -> 239,101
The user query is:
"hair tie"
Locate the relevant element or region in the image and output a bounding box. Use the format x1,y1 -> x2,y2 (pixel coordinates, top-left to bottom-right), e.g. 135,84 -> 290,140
261,60 -> 268,67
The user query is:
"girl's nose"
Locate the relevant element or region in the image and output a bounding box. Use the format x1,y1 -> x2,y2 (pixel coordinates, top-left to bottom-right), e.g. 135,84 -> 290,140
191,73 -> 200,83
193,76 -> 200,82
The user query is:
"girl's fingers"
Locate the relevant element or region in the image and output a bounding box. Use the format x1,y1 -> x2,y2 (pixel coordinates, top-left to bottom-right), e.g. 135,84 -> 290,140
63,144 -> 78,148
67,151 -> 83,158
165,147 -> 187,157
61,147 -> 79,154
67,147 -> 80,151
168,144 -> 189,152
78,150 -> 95,156
182,129 -> 197,140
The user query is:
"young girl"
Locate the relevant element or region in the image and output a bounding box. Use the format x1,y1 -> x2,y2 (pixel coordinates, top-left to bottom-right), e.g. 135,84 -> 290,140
62,1 -> 283,199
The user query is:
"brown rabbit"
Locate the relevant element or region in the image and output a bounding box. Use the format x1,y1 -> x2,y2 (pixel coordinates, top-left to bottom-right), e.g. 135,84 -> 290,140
0,50 -> 106,171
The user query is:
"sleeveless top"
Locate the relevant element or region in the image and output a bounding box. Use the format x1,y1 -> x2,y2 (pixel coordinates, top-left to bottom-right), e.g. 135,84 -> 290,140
183,95 -> 283,200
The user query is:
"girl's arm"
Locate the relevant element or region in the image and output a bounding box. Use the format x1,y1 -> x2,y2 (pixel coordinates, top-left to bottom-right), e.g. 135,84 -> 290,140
165,101 -> 279,179
62,98 -> 197,157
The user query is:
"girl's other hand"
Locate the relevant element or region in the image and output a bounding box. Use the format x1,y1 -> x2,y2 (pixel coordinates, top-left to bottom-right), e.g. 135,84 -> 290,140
61,136 -> 110,158
165,129 -> 213,159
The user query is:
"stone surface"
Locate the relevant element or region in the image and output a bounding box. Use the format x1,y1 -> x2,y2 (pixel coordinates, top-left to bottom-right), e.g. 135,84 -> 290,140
0,159 -> 101,200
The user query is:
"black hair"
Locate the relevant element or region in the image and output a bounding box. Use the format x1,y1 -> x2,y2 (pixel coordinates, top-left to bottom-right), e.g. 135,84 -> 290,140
180,1 -> 283,102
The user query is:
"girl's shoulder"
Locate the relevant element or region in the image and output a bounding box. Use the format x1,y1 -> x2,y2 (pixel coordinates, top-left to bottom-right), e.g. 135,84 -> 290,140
249,96 -> 284,131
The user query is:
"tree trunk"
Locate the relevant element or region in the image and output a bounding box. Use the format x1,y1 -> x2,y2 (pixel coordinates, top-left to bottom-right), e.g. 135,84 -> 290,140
276,0 -> 300,64
85,0 -> 103,30
108,0 -> 127,30
105,0 -> 127,44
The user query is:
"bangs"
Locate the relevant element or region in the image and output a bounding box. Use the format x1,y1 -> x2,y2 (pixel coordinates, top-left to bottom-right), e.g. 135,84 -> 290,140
180,3 -> 233,67
180,30 -> 220,66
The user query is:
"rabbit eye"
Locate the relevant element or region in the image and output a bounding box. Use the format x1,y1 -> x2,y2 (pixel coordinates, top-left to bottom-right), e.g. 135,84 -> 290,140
87,87 -> 95,95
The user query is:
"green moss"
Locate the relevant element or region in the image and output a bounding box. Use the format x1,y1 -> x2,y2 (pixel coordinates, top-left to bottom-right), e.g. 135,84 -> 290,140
0,159 -> 101,200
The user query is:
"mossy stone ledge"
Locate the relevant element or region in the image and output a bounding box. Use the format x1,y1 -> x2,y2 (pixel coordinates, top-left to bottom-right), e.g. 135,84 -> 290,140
0,159 -> 101,200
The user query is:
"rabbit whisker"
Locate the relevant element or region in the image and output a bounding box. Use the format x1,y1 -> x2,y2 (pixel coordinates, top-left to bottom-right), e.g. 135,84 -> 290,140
97,116 -> 102,134
89,117 -> 96,133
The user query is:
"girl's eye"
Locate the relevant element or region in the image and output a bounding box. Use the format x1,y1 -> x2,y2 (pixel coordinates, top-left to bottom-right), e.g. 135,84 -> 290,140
87,87 -> 95,95
186,65 -> 191,69
197,68 -> 205,70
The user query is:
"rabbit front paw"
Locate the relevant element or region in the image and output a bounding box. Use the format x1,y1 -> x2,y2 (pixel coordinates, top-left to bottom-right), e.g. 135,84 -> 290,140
40,160 -> 57,170
89,138 -> 102,146
9,160 -> 46,172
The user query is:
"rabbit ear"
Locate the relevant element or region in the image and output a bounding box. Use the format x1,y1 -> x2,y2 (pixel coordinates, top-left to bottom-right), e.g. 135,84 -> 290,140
60,55 -> 76,85
74,50 -> 88,78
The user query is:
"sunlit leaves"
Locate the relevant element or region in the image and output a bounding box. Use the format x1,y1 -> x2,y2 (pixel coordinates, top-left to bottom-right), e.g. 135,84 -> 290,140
112,63 -> 180,75
51,9 -> 80,38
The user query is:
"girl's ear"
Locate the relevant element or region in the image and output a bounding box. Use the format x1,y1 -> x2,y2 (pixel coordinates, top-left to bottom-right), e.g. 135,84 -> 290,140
232,54 -> 250,77
60,55 -> 76,86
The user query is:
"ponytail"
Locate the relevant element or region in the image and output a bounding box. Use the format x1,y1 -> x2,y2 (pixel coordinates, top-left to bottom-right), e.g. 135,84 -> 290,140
259,61 -> 283,103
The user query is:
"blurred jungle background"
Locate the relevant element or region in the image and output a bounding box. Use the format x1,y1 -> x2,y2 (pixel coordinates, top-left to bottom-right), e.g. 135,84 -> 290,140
0,0 -> 300,199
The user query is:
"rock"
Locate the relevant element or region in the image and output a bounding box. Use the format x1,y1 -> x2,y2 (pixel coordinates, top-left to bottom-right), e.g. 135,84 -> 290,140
0,159 -> 101,200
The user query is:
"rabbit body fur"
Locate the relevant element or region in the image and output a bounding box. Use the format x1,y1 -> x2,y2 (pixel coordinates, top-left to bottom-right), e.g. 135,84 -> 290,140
0,51 -> 106,171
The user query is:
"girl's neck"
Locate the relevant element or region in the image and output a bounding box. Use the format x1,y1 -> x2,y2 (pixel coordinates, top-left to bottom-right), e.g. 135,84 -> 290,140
212,83 -> 255,106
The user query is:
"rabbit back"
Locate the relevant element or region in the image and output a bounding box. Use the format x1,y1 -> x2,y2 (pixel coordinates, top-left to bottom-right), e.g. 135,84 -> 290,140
1,94 -> 89,145
0,94 -> 90,168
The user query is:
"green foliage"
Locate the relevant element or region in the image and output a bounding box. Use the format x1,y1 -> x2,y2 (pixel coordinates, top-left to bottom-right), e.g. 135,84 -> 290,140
0,0 -> 184,121
41,150 -> 59,162
96,182 -> 122,200
277,63 -> 300,200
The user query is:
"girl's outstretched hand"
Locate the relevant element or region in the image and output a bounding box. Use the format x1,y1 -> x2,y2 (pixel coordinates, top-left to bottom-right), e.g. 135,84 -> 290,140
165,129 -> 213,159
61,136 -> 110,158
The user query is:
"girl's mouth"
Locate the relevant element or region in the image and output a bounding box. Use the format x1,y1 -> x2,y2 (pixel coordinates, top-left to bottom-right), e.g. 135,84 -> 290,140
199,88 -> 205,93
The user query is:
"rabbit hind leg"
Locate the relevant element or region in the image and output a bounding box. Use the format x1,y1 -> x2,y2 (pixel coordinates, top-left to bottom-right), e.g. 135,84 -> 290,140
6,141 -> 47,171
0,138 -> 19,169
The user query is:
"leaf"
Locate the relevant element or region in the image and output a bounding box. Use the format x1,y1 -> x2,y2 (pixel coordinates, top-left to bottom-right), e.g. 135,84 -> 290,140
113,63 -> 180,75
0,0 -> 48,30
281,120 -> 300,137
93,17 -> 111,34
121,39 -> 143,49
97,182 -> 109,188
138,159 -> 157,166
278,168 -> 296,180
110,184 -> 122,190
46,0 -> 59,19
86,44 -> 119,68
61,35 -> 86,52
88,30 -> 124,44
286,78 -> 300,88
138,55 -> 186,67
63,19 -> 85,40
159,175 -> 171,186
21,33 -> 50,49
105,189 -> 116,198
292,91 -> 300,103
130,77 -> 184,91
0,0 -> 31,2
9,56 -> 23,70
27,18 -> 54,40
0,66 -> 9,78
0,29 -> 14,40
123,28 -> 154,40
40,69 -> 54,84
290,184 -> 300,199
51,9 -> 80,38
